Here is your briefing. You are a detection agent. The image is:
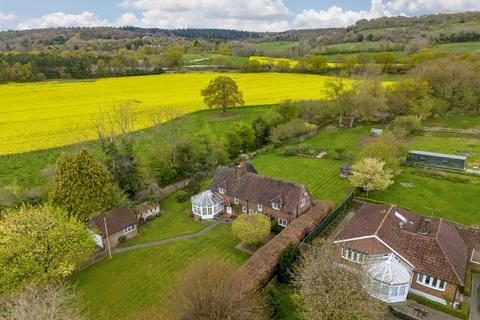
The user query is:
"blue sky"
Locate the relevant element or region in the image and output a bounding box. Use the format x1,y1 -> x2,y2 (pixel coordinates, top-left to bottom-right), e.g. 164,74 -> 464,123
0,0 -> 478,31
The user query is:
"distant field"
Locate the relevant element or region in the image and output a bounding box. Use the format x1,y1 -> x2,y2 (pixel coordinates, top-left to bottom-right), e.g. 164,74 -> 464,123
249,56 -> 338,67
255,41 -> 299,51
183,53 -> 248,66
0,73 -> 344,155
322,50 -> 406,62
432,41 -> 480,53
318,41 -> 404,55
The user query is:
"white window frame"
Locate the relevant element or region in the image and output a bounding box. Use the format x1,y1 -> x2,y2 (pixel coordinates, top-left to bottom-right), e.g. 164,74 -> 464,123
278,218 -> 288,227
416,273 -> 446,291
341,248 -> 365,264
123,225 -> 136,235
257,204 -> 263,212
234,197 -> 239,204
272,202 -> 281,210
248,209 -> 254,214
301,198 -> 306,208
242,206 -> 247,213
218,187 -> 225,194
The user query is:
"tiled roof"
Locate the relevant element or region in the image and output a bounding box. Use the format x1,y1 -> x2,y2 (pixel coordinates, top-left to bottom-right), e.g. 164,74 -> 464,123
337,202 -> 480,285
90,206 -> 138,237
210,165 -> 312,215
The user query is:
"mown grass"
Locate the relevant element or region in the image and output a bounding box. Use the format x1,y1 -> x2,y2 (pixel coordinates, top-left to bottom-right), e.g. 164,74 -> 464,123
432,41 -> 480,53
121,193 -> 208,247
255,41 -> 299,51
0,72 -> 342,155
71,223 -> 249,320
422,113 -> 480,129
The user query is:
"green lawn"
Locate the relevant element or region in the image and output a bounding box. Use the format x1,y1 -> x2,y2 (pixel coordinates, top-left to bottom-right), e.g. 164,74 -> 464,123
422,113 -> 480,129
0,106 -> 275,188
368,167 -> 480,225
121,194 -> 208,247
255,41 -> 299,51
71,223 -> 249,320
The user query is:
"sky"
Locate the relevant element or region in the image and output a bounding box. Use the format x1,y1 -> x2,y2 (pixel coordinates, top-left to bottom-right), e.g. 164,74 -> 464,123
0,0 -> 479,32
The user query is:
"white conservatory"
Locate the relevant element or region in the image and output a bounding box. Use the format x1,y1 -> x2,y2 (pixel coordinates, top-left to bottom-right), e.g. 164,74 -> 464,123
364,254 -> 413,303
191,190 -> 224,220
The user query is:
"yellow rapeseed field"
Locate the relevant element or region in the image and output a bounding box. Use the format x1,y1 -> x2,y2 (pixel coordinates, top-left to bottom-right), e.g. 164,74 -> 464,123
0,72 -> 340,155
249,56 -> 338,68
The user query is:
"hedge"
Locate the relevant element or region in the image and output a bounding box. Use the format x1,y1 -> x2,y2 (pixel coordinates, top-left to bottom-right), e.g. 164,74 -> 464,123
407,293 -> 469,319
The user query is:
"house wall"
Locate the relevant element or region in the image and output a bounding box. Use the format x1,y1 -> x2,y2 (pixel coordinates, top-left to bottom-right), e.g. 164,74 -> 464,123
410,271 -> 457,302
138,206 -> 160,220
104,226 -> 138,248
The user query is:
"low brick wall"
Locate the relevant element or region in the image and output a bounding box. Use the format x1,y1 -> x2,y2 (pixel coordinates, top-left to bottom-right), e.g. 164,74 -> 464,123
228,202 -> 332,297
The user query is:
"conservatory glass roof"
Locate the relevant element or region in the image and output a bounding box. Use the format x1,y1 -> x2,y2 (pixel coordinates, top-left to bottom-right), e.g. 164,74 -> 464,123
364,254 -> 412,285
191,190 -> 224,207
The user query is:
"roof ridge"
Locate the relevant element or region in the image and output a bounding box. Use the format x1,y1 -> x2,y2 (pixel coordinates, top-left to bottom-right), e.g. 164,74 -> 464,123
375,205 -> 394,236
435,221 -> 464,285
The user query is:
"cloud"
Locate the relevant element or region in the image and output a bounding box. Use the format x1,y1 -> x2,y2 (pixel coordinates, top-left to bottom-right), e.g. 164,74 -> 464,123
16,11 -> 109,30
0,12 -> 16,23
117,0 -> 292,31
384,0 -> 480,14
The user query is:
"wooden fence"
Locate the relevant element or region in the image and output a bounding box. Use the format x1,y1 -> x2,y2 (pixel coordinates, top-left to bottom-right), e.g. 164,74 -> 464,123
303,193 -> 353,244
419,127 -> 480,134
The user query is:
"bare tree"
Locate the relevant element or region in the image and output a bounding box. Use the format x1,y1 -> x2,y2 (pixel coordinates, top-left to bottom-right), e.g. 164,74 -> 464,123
293,241 -> 384,320
0,283 -> 85,320
170,260 -> 268,320
95,100 -> 137,142
148,107 -> 185,163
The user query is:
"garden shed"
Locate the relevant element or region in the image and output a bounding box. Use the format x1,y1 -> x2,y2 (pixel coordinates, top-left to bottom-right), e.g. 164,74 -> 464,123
406,150 -> 467,171
191,190 -> 224,220
370,128 -> 384,136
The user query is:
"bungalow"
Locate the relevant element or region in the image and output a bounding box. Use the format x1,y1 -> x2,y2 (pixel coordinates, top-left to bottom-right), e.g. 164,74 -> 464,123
335,202 -> 480,306
90,206 -> 138,249
191,163 -> 314,227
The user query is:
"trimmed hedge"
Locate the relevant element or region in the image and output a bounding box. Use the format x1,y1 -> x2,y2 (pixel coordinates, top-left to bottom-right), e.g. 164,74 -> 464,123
407,293 -> 469,319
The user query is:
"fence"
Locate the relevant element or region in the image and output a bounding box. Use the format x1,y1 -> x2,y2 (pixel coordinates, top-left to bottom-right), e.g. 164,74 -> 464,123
419,127 -> 480,134
303,193 -> 353,244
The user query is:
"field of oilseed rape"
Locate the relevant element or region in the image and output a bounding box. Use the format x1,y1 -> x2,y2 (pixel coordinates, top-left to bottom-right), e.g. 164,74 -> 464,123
0,72 -> 341,155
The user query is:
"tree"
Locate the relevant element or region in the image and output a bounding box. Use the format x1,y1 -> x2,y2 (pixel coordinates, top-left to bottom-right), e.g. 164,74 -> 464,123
0,283 -> 86,320
163,46 -> 184,67
0,205 -> 95,293
349,158 -> 394,195
392,115 -> 420,137
277,243 -> 301,283
323,77 -> 350,127
359,135 -> 404,173
293,241 -> 384,320
201,76 -> 245,113
226,123 -> 255,158
388,79 -> 433,120
310,55 -> 328,73
49,149 -> 116,221
275,101 -> 299,124
252,118 -> 271,147
171,260 -> 267,320
232,214 -> 270,246
275,60 -> 290,72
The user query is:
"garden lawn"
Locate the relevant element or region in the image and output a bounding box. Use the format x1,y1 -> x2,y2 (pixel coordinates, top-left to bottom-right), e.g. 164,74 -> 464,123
253,154 -> 352,206
121,194 -> 207,247
0,72 -> 344,155
71,223 -> 249,320
368,167 -> 480,226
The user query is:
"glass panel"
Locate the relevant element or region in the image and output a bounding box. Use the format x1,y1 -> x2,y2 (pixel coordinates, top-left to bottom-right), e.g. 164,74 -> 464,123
390,286 -> 399,297
399,286 -> 406,295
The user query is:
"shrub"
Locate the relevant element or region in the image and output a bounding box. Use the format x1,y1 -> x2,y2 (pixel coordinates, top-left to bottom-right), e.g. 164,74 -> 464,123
232,214 -> 271,246
138,216 -> 145,226
185,180 -> 201,195
264,286 -> 281,319
278,143 -> 313,156
277,243 -> 301,283
175,191 -> 190,203
392,115 -> 420,137
155,212 -> 162,217
118,236 -> 126,243
270,119 -> 317,145
146,215 -> 155,222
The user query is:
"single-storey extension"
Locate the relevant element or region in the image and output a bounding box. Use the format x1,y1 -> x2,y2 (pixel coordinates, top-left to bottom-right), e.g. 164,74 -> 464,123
90,206 -> 138,249
335,202 -> 480,306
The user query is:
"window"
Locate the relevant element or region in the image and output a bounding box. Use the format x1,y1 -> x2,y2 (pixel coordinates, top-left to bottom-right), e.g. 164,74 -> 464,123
218,187 -> 225,194
192,205 -> 200,214
301,198 -> 306,208
278,218 -> 288,227
234,197 -> 239,204
257,204 -> 263,212
272,202 -> 281,210
123,225 -> 136,235
207,207 -> 212,214
242,206 -> 247,213
417,273 -> 445,291
248,209 -> 254,214
341,248 -> 365,264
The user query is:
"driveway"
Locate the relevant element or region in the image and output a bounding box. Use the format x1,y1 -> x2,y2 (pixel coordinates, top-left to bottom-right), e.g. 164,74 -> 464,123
470,273 -> 480,320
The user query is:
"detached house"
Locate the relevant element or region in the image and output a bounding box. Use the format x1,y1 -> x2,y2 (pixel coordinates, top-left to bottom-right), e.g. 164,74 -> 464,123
191,163 -> 314,227
335,202 -> 480,306
90,206 -> 138,249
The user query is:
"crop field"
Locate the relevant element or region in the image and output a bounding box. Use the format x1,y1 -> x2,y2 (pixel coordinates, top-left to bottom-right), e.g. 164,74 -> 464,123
432,41 -> 480,54
255,41 -> 299,51
249,56 -> 338,67
0,73 -> 343,155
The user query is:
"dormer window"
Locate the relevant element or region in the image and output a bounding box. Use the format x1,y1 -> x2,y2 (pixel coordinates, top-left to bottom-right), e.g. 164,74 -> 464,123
218,187 -> 225,194
272,202 -> 280,210
234,197 -> 239,204
257,204 -> 263,212
301,198 -> 306,208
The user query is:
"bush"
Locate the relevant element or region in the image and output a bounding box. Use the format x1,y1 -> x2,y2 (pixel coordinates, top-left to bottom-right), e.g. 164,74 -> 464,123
417,168 -> 470,183
155,212 -> 162,217
118,236 -> 126,243
270,219 -> 284,233
270,119 -> 317,145
277,243 -> 301,283
278,143 -> 313,156
407,293 -> 469,319
146,215 -> 155,222
392,115 -> 420,137
138,216 -> 145,226
264,286 -> 281,319
232,214 -> 271,246
175,191 -> 190,203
